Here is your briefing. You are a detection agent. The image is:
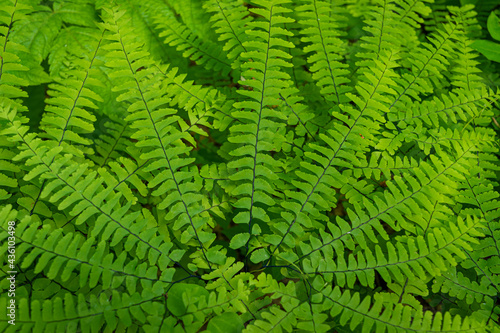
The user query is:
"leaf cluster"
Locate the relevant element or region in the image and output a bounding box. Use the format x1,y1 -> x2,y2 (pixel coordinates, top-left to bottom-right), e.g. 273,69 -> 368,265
0,0 -> 500,332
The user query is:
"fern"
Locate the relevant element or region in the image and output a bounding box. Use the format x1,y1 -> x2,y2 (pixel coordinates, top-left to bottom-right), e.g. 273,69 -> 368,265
0,0 -> 32,109
1,0 -> 500,332
153,4 -> 232,77
296,0 -> 351,105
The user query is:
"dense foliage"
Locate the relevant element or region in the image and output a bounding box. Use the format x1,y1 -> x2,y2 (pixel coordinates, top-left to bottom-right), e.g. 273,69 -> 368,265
1,0 -> 500,332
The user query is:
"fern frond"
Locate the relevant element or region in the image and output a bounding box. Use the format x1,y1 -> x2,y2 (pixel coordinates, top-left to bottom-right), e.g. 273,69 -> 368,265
99,158 -> 150,203
2,291 -> 165,331
0,0 -> 32,109
162,0 -> 218,42
165,283 -> 248,332
358,0 -> 422,64
0,104 -> 21,201
314,284 -> 491,332
0,149 -> 19,201
19,28 -> 107,218
263,51 -> 400,265
296,0 -> 351,105
106,0 -> 187,68
0,203 -> 193,331
40,29 -> 105,158
49,26 -> 105,78
379,88 -> 500,155
424,0 -> 452,34
102,7 -> 222,270
455,165 -> 500,316
289,142 -> 478,271
351,152 -> 420,180
395,88 -> 499,129
154,7 -> 232,76
394,0 -> 432,29
280,89 -> 319,140
225,0 -> 295,261
204,0 -> 252,63
0,206 -> 176,289
446,6 -> 484,91
432,267 -> 497,305
245,272 -> 330,333
389,17 -> 462,110
303,215 -> 483,290
156,64 -> 237,133
281,17 -> 328,112
90,115 -> 131,166
377,278 -> 429,312
1,110 -> 193,277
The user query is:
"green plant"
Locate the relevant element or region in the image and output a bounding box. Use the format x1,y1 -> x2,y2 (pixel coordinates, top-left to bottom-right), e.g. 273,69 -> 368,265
1,0 -> 500,332
470,9 -> 500,63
